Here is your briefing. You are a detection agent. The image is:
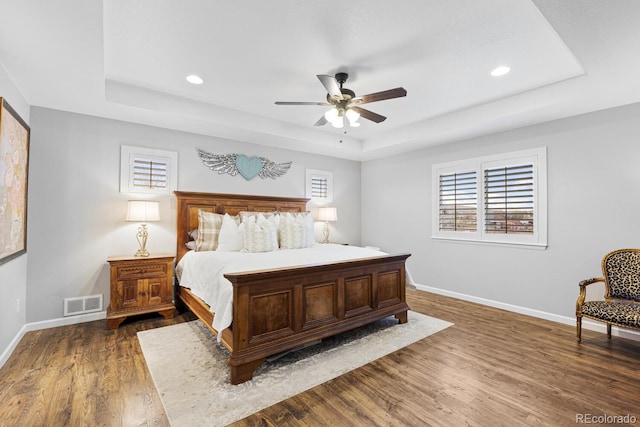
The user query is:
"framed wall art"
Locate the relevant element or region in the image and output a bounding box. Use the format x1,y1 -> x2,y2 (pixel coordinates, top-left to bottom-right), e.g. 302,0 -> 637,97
0,97 -> 30,266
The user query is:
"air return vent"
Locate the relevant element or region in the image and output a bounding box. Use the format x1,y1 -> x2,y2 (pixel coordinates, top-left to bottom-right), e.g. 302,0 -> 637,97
64,294 -> 103,316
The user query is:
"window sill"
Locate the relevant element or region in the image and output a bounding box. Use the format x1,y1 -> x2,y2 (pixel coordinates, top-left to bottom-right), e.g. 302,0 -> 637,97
431,235 -> 547,250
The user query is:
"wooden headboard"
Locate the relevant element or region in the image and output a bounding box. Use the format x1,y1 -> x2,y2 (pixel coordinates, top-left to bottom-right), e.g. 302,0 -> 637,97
174,191 -> 309,262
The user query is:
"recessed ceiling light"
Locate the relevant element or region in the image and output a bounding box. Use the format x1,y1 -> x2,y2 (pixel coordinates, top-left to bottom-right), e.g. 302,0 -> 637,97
186,74 -> 204,85
490,66 -> 511,77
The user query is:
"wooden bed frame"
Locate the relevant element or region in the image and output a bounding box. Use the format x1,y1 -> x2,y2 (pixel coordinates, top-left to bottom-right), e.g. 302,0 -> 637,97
174,191 -> 411,384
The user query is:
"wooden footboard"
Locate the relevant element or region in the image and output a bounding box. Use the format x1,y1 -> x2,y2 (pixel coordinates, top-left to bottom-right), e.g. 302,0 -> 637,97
177,253 -> 410,384
224,253 -> 410,384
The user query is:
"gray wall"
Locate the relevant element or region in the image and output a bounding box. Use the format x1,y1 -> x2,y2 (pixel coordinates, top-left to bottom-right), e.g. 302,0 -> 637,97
8,91 -> 640,356
26,107 -> 361,323
0,65 -> 30,359
362,101 -> 640,321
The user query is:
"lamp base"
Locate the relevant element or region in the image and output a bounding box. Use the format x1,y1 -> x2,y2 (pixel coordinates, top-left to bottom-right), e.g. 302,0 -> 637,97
135,224 -> 151,257
134,249 -> 150,257
322,221 -> 330,244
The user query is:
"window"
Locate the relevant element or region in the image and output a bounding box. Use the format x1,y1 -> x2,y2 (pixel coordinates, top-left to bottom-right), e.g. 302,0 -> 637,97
438,170 -> 477,232
120,145 -> 178,194
432,147 -> 547,247
484,164 -> 534,235
306,169 -> 333,202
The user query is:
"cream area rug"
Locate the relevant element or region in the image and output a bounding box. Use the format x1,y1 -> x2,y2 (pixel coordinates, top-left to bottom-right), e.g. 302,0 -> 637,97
137,311 -> 453,426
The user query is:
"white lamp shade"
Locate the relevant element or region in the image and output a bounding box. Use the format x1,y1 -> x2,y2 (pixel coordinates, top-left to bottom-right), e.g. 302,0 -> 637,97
317,207 -> 338,222
331,116 -> 344,128
345,108 -> 360,123
126,200 -> 160,222
324,108 -> 339,122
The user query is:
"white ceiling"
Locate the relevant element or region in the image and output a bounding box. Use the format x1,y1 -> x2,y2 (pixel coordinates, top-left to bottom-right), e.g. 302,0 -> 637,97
1,0 -> 640,161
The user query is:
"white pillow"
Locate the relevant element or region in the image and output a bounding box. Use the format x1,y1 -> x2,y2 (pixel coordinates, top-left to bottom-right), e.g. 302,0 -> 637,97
242,214 -> 279,253
279,212 -> 316,249
302,212 -> 315,247
239,211 -> 280,228
280,212 -> 311,249
216,214 -> 244,251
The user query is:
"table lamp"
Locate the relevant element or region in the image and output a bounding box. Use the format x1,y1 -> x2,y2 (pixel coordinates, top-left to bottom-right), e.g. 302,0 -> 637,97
126,200 -> 160,257
317,207 -> 338,244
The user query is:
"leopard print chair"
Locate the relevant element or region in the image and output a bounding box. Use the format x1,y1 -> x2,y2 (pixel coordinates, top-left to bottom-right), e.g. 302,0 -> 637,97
576,249 -> 640,342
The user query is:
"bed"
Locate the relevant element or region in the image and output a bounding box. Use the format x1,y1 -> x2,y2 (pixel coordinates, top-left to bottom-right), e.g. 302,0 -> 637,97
174,191 -> 411,384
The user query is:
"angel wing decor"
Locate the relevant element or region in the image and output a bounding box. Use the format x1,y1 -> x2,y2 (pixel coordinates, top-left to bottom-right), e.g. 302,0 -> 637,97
196,148 -> 292,180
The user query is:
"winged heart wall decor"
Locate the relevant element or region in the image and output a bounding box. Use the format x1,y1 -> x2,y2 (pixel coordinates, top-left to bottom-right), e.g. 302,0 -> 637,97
197,148 -> 292,180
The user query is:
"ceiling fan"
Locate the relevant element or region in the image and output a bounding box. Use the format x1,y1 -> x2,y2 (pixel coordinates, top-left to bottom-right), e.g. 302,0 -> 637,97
275,72 -> 407,128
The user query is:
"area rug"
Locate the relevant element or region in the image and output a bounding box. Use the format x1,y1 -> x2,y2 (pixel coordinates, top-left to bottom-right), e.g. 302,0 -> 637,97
137,311 -> 452,426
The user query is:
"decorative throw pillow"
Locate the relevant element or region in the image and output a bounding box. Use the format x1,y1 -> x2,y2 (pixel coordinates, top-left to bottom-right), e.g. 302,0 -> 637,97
239,211 -> 280,229
242,214 -> 279,253
216,214 -> 244,251
279,212 -> 316,249
195,210 -> 223,251
302,211 -> 315,247
279,212 -> 310,249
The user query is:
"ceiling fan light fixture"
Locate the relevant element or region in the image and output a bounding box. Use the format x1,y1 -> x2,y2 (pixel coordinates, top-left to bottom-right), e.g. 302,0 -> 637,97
275,72 -> 405,127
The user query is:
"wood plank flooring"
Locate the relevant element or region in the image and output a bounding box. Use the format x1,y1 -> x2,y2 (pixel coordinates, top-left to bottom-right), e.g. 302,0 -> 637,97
1,289 -> 639,426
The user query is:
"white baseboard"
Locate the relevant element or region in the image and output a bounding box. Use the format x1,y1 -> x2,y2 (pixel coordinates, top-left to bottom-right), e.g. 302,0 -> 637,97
415,284 -> 640,341
0,311 -> 107,369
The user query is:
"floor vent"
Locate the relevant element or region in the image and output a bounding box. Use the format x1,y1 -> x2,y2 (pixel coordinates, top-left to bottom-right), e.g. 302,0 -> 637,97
64,294 -> 103,316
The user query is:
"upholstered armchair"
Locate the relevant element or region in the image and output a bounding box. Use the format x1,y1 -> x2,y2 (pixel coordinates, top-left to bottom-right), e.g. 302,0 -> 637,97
576,249 -> 640,342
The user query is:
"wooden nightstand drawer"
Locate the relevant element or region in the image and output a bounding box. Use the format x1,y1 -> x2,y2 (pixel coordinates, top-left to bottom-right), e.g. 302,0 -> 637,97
116,263 -> 168,280
107,253 -> 175,329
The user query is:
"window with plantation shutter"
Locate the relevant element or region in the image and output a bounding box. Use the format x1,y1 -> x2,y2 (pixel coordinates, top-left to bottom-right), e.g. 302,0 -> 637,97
120,145 -> 178,194
311,175 -> 329,199
432,147 -> 547,248
132,156 -> 169,190
438,170 -> 477,232
484,164 -> 534,234
306,169 -> 333,202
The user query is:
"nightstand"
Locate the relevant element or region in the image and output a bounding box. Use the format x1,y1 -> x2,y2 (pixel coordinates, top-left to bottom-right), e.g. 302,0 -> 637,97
106,253 -> 175,329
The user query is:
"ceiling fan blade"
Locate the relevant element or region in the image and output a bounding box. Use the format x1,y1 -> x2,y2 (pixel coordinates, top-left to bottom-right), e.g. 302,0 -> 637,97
314,116 -> 328,126
358,87 -> 407,105
317,74 -> 343,99
352,106 -> 386,123
275,101 -> 331,106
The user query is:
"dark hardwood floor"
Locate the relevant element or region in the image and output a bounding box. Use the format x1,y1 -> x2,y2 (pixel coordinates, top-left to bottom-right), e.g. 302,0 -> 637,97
1,289 -> 639,426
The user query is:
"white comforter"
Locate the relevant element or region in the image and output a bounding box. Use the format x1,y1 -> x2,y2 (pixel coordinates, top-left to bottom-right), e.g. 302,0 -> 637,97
176,244 -> 413,339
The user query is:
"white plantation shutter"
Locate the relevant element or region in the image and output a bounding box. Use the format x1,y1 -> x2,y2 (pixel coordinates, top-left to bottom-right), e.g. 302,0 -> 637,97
484,164 -> 534,234
438,170 -> 477,232
132,156 -> 169,191
306,169 -> 333,202
120,145 -> 177,194
432,147 -> 546,247
311,175 -> 329,199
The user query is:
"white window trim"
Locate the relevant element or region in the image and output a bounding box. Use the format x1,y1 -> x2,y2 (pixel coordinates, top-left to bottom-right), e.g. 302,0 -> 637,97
431,147 -> 547,248
120,145 -> 178,194
306,169 -> 334,202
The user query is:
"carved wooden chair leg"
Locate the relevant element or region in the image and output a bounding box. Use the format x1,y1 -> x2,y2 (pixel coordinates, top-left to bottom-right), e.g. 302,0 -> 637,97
607,323 -> 612,339
576,316 -> 582,343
